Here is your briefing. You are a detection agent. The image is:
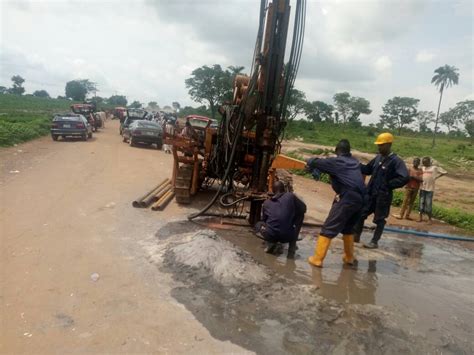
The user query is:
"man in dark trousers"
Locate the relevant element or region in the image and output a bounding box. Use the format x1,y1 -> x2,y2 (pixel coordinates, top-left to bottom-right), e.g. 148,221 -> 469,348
306,139 -> 366,268
353,132 -> 409,249
256,181 -> 306,258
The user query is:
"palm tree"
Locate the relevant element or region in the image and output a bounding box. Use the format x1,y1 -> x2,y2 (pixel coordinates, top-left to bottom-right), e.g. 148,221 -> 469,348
431,64 -> 459,147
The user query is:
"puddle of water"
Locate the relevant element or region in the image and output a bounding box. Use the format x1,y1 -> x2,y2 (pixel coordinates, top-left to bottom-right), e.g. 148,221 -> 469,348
155,219 -> 474,354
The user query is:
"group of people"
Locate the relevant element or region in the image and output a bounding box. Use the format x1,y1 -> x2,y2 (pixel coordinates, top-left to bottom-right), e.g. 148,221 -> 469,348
257,132 -> 447,268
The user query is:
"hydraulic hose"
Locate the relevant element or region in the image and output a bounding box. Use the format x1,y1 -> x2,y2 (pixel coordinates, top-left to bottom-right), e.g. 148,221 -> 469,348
303,221 -> 474,242
383,226 -> 474,242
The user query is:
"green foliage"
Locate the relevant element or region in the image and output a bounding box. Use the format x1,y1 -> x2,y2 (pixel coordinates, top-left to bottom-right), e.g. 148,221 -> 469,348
185,64 -> 239,119
285,88 -> 306,121
380,96 -> 419,135
439,109 -> 458,133
33,90 -> 50,98
0,94 -> 75,146
108,95 -> 128,106
391,190 -> 474,231
303,100 -> 334,122
128,100 -> 142,108
416,111 -> 435,132
333,92 -> 371,124
10,75 -> 25,95
465,120 -> 474,139
65,79 -> 96,101
431,65 -> 460,147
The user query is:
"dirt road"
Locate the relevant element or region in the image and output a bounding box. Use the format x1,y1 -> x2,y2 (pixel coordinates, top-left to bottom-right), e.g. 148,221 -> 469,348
0,121 -> 246,353
1,121 -> 473,354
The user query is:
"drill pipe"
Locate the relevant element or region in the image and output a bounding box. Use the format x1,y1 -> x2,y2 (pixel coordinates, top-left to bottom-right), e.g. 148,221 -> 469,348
141,184 -> 172,208
132,178 -> 170,207
151,190 -> 175,211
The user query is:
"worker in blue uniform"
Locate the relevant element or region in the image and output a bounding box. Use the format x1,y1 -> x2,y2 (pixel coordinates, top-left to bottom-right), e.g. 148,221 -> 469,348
256,181 -> 307,258
353,132 -> 409,249
306,139 -> 366,268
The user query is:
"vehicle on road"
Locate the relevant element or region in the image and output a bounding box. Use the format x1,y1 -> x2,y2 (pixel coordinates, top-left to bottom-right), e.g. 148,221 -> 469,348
122,120 -> 163,149
114,106 -> 127,122
71,104 -> 99,131
120,108 -> 147,135
51,113 -> 93,141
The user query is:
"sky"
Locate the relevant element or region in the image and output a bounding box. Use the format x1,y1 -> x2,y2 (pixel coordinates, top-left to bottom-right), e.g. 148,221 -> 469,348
0,0 -> 473,124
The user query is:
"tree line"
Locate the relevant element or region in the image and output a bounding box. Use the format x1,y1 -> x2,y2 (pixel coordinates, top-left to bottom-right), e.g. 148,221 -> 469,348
184,64 -> 473,142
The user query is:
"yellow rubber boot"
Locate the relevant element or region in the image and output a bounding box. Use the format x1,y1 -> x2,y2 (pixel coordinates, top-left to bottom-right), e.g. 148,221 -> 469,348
342,234 -> 355,265
308,235 -> 332,268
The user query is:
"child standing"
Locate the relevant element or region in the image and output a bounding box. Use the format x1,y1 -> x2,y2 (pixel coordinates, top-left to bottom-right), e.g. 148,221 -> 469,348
395,157 -> 423,220
419,157 -> 447,223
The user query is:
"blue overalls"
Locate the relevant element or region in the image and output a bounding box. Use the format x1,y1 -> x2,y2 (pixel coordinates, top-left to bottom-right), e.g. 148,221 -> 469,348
309,154 -> 366,238
353,153 -> 409,244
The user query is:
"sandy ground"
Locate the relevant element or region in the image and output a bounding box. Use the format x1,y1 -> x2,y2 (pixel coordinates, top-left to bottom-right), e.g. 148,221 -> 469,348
1,121 -> 473,353
282,139 -> 474,214
0,121 -> 246,353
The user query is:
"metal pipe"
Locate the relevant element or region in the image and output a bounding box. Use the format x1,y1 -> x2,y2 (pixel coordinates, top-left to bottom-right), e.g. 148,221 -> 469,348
140,183 -> 171,207
145,185 -> 172,208
132,178 -> 169,207
151,190 -> 175,211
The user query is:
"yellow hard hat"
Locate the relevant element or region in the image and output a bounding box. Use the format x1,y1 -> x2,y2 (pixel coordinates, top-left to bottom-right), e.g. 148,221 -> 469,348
374,132 -> 394,145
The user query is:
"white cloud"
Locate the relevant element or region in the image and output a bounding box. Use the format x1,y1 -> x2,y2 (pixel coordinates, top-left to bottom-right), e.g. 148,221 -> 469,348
375,56 -> 393,72
416,50 -> 435,63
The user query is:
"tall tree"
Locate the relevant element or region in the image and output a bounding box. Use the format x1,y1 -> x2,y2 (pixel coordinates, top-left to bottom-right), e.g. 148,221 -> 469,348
285,88 -> 306,121
379,96 -> 419,135
65,79 -> 96,101
128,101 -> 142,108
439,110 -> 458,133
333,92 -> 371,125
33,90 -> 50,98
0,86 -> 7,94
108,95 -> 127,106
465,120 -> 474,141
303,100 -> 334,122
451,100 -> 474,123
185,64 -> 233,119
416,111 -> 435,132
431,64 -> 459,147
148,101 -> 159,110
228,66 -> 245,76
10,75 -> 25,95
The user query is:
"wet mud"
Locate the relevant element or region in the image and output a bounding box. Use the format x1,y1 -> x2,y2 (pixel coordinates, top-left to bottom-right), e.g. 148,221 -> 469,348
149,221 -> 474,354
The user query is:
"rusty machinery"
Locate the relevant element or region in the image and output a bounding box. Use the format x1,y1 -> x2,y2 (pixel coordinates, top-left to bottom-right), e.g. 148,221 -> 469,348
164,0 -> 306,224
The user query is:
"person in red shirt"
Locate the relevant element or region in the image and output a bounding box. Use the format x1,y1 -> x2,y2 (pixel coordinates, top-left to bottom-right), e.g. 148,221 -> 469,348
394,158 -> 423,220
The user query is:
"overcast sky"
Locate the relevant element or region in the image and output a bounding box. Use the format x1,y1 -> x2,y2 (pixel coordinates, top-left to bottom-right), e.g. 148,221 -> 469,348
1,0 -> 472,123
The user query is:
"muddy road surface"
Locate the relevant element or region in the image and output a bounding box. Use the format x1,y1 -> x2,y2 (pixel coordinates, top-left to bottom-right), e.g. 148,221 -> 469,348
1,121 -> 473,354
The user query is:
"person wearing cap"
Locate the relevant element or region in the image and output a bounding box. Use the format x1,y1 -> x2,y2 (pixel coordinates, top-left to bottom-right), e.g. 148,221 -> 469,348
306,139 -> 367,267
353,132 -> 409,249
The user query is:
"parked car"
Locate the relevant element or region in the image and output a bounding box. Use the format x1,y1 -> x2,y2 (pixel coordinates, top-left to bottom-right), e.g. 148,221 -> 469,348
70,104 -> 99,131
120,108 -> 147,135
122,120 -> 163,149
51,113 -> 93,141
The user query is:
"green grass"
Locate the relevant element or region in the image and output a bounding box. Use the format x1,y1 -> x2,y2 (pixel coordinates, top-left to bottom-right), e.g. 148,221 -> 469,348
286,121 -> 474,171
392,190 -> 474,232
0,94 -> 76,146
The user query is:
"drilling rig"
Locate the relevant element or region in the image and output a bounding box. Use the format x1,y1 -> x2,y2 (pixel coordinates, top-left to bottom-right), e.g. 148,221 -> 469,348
164,0 -> 307,224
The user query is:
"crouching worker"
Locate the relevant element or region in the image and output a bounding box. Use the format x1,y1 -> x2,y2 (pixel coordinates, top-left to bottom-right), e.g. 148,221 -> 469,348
255,181 -> 306,258
306,139 -> 366,268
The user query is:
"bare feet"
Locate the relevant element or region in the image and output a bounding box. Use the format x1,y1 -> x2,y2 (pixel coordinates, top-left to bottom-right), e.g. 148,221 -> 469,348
392,214 -> 403,220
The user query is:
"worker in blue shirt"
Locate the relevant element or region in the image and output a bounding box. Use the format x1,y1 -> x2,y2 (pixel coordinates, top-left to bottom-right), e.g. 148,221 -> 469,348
306,139 -> 366,268
256,181 -> 307,258
353,133 -> 409,249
